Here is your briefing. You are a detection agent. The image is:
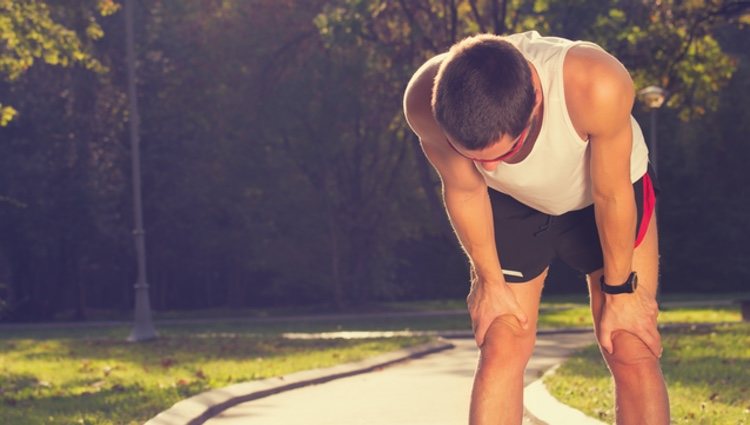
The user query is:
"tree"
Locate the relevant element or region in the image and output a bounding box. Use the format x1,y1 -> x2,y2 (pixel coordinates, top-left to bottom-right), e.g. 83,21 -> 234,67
2,1 -> 747,322
0,0 -> 118,125
0,1 -> 126,320
313,0 -> 750,293
654,22 -> 750,292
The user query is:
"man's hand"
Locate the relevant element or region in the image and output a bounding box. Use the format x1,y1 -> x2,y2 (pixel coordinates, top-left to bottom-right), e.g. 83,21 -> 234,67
467,278 -> 528,348
598,290 -> 662,358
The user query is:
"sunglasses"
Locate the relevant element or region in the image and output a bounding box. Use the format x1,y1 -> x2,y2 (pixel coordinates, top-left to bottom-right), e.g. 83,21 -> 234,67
446,118 -> 533,163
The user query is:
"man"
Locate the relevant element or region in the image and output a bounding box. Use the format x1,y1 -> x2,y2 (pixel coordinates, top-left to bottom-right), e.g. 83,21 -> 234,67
403,31 -> 669,425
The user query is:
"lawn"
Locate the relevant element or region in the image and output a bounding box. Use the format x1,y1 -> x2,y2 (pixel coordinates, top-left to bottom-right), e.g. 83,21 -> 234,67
537,305 -> 742,329
357,296 -> 745,330
544,322 -> 750,424
0,326 -> 431,425
2,305 -> 738,343
0,297 -> 744,425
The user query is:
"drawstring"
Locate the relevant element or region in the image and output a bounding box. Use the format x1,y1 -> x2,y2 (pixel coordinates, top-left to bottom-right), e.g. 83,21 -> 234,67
533,215 -> 554,237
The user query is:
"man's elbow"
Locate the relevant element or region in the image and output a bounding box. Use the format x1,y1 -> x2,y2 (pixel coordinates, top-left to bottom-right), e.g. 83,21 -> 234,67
443,181 -> 487,203
591,183 -> 634,206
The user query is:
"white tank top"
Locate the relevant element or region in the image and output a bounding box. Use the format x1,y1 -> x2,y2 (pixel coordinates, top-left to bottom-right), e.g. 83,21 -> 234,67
476,31 -> 650,215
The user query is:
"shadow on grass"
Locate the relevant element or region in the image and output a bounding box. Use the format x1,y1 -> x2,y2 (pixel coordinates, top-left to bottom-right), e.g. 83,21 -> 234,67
2,334 -> 399,365
1,371 -> 41,399
1,380 -> 185,425
0,314 -> 473,341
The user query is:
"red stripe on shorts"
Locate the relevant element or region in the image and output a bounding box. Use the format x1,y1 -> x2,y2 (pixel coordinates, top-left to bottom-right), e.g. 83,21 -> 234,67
635,172 -> 656,248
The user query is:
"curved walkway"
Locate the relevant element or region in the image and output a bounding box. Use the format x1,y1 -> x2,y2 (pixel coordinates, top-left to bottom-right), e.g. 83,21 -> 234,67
200,331 -> 599,425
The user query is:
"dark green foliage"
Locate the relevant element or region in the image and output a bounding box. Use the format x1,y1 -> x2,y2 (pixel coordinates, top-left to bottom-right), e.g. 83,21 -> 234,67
0,1 -> 748,321
656,24 -> 750,292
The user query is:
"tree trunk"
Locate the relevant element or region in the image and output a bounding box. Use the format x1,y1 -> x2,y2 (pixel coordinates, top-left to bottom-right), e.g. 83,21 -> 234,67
741,300 -> 750,322
327,206 -> 345,310
67,242 -> 86,321
468,0 -> 487,33
226,261 -> 245,308
492,0 -> 508,34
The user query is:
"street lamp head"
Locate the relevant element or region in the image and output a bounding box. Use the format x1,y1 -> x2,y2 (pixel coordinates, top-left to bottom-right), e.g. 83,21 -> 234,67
638,85 -> 667,109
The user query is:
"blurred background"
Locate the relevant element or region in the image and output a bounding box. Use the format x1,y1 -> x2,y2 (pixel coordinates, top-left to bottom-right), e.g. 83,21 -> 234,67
1,0 -> 748,323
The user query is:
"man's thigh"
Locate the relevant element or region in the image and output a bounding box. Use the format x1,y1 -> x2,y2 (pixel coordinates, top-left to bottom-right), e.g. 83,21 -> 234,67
487,188 -> 555,283
481,268 -> 547,359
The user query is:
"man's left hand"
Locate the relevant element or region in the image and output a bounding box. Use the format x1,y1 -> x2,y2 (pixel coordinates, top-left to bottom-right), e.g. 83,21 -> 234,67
598,290 -> 662,358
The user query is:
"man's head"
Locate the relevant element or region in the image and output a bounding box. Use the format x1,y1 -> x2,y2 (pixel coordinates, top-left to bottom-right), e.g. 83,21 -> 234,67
432,34 -> 535,151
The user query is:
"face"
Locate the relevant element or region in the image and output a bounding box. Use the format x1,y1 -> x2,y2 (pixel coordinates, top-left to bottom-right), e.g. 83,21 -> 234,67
447,84 -> 541,171
447,117 -> 534,171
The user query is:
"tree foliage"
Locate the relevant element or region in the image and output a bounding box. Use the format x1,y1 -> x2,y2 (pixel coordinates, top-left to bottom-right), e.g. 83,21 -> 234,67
315,0 -> 750,119
0,0 -> 748,321
0,0 -> 117,125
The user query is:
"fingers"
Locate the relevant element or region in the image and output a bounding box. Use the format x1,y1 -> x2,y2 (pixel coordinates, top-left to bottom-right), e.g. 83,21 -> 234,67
466,282 -> 532,347
642,326 -> 663,358
473,314 -> 530,348
502,290 -> 529,330
617,321 -> 662,359
602,328 -> 663,359
597,294 -> 662,358
473,318 -> 489,348
512,303 -> 529,330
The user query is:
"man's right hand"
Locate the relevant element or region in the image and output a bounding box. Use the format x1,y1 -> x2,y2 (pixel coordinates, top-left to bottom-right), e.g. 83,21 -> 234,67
467,278 -> 529,348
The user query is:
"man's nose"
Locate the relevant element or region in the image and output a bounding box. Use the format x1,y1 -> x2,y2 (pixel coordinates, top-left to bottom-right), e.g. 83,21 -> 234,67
479,160 -> 501,172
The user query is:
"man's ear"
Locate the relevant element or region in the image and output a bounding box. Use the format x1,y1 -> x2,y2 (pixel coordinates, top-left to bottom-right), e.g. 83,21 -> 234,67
534,89 -> 542,109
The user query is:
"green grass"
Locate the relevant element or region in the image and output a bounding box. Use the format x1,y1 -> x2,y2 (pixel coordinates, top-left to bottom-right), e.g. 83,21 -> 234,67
52,292 -> 748,322
0,325 -> 431,425
0,314 -> 473,341
2,304 -> 741,342
0,298 -> 744,424
383,292 -> 750,313
537,305 -> 742,328
544,323 -> 750,424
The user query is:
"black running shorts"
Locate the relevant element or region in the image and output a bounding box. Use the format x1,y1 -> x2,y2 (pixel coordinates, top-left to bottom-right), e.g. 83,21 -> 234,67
488,166 -> 659,283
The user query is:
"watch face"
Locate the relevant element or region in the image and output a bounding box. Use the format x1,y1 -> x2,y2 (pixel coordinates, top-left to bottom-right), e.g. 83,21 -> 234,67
631,273 -> 638,290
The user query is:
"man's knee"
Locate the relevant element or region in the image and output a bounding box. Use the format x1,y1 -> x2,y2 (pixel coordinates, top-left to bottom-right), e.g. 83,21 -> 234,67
603,330 -> 659,368
479,315 -> 536,370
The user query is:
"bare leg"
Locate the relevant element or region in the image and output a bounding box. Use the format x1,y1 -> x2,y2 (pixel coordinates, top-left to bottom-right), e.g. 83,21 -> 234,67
587,213 -> 670,424
469,269 -> 546,425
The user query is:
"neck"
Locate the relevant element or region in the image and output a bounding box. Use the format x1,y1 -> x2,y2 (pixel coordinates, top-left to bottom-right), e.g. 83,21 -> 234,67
503,97 -> 544,165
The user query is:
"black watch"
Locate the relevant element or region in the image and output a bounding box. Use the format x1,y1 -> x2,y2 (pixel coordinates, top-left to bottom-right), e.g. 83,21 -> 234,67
600,272 -> 638,294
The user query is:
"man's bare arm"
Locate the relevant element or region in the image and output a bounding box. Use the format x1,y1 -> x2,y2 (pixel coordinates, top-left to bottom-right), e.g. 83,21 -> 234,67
403,59 -> 528,346
402,56 -> 503,282
567,46 -> 661,357
580,50 -> 638,287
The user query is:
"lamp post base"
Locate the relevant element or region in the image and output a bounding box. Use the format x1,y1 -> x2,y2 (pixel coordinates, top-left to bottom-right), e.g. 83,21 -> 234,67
127,282 -> 159,342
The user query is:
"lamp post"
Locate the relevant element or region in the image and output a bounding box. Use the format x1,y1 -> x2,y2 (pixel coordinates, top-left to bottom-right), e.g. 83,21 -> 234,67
125,0 -> 158,342
637,86 -> 666,175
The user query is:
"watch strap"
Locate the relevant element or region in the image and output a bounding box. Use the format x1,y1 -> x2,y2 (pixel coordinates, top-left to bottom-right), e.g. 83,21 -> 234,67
600,272 -> 637,294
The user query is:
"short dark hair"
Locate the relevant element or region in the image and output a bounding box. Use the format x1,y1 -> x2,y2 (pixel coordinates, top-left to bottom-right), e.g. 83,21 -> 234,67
432,34 -> 535,150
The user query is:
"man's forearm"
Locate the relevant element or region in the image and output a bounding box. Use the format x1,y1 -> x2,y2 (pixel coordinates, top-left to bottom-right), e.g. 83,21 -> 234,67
443,185 -> 504,283
593,191 -> 637,284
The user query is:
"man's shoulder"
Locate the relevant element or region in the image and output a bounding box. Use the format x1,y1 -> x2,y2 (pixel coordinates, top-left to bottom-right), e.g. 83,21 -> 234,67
403,53 -> 448,140
563,45 -> 634,134
564,45 -> 632,99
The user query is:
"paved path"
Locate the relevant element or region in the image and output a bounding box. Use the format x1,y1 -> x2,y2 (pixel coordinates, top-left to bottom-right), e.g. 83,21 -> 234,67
204,331 -> 597,425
